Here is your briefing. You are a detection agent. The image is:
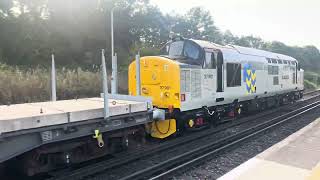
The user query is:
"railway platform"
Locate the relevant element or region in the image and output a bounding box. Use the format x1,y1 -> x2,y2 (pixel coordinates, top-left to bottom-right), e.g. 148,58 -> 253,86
218,116 -> 320,180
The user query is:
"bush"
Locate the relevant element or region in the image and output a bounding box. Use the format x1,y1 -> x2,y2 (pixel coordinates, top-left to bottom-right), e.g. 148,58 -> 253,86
305,71 -> 320,86
0,63 -> 131,105
304,80 -> 318,90
0,64 -> 103,105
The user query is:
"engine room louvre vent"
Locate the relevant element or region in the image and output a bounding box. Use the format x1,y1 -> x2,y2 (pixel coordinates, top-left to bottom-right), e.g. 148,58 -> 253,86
273,76 -> 279,85
191,70 -> 201,98
181,70 -> 191,92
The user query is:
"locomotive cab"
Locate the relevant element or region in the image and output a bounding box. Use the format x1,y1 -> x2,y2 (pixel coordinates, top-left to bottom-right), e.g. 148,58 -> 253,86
128,39 -> 224,138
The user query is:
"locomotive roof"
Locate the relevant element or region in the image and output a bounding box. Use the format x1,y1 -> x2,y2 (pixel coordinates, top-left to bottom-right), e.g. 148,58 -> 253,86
190,39 -> 297,62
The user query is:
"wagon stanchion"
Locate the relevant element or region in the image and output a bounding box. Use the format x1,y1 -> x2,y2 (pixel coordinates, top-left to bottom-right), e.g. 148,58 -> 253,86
101,49 -> 110,119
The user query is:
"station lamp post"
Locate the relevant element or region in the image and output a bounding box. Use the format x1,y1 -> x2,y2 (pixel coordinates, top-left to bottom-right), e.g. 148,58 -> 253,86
110,5 -> 118,94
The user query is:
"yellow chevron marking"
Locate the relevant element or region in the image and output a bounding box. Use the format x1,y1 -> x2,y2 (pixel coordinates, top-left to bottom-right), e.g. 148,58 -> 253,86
246,69 -> 251,76
244,65 -> 257,94
251,85 -> 256,92
246,79 -> 251,87
251,73 -> 256,81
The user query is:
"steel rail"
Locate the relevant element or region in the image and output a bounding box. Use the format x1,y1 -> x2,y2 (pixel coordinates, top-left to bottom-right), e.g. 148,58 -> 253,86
304,89 -> 320,96
121,101 -> 320,180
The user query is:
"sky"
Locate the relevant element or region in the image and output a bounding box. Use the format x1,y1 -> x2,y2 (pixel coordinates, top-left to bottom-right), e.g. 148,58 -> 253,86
150,0 -> 320,48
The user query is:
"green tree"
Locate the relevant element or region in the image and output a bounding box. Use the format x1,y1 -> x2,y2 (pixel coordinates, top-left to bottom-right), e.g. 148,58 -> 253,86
0,0 -> 319,76
0,0 -> 13,16
170,7 -> 221,43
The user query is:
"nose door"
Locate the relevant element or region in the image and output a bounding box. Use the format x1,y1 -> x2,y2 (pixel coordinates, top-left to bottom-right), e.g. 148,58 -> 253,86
216,51 -> 224,92
203,52 -> 216,98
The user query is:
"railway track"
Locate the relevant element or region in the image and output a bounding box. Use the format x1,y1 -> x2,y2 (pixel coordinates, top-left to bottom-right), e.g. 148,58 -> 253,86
49,91 -> 320,180
304,89 -> 320,96
126,101 -> 320,180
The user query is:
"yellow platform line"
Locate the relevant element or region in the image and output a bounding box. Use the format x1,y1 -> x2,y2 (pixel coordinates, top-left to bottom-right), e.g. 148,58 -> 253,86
307,163 -> 320,180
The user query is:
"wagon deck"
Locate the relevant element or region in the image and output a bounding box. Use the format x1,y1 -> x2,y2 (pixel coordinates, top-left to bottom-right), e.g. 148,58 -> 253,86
0,97 -> 150,134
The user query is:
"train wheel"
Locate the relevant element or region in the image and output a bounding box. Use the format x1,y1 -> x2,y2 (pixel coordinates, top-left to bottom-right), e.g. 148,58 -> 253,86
235,106 -> 242,118
274,97 -> 280,108
175,118 -> 185,137
299,92 -> 303,99
214,112 -> 222,125
122,135 -> 129,150
260,100 -> 267,111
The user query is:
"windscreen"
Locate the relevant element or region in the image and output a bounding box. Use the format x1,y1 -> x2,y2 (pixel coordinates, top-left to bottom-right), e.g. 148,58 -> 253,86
169,41 -> 184,57
167,41 -> 200,63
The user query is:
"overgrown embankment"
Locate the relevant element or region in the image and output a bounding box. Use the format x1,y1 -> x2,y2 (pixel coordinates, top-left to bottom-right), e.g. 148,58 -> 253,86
0,64 -> 107,105
304,71 -> 320,90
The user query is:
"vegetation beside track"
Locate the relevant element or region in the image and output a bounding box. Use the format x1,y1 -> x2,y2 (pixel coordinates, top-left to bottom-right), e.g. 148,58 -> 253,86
0,64 -> 102,104
304,71 -> 320,90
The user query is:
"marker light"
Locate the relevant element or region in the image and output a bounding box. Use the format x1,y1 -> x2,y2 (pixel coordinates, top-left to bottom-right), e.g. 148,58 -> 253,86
168,105 -> 174,113
181,94 -> 186,102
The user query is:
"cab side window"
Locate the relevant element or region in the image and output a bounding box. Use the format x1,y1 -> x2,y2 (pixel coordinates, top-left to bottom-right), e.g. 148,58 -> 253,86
204,52 -> 216,69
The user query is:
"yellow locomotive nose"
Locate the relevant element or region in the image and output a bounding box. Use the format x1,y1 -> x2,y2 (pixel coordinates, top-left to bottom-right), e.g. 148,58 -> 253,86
128,56 -> 181,139
128,56 -> 181,109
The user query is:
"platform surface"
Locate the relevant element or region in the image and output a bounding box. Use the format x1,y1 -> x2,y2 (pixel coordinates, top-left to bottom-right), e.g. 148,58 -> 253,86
0,97 -> 149,134
218,117 -> 320,180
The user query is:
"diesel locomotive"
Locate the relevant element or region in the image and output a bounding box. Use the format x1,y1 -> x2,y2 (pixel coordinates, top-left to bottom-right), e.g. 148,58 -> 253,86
129,37 -> 304,139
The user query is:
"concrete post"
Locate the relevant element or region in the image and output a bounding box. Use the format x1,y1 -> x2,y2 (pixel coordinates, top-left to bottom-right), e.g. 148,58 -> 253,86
111,7 -> 114,60
111,53 -> 118,94
135,53 -> 141,96
51,54 -> 57,101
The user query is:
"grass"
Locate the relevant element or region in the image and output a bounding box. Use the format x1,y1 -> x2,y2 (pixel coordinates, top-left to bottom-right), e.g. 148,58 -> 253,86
304,80 -> 318,90
0,66 -> 51,104
0,64 -> 114,105
304,71 -> 320,90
